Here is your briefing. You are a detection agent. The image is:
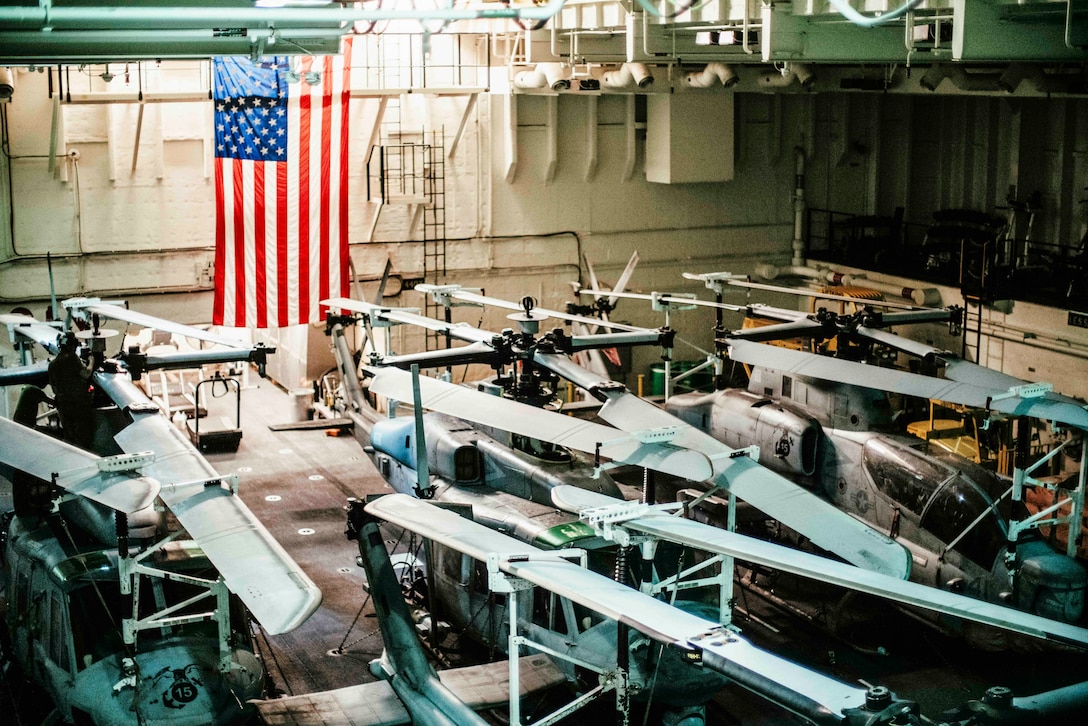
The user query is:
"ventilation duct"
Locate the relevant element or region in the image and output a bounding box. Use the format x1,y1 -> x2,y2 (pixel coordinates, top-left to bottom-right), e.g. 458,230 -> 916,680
757,63 -> 815,91
513,63 -> 570,91
921,64 -> 1001,93
601,63 -> 653,89
0,67 -> 12,99
685,63 -> 738,89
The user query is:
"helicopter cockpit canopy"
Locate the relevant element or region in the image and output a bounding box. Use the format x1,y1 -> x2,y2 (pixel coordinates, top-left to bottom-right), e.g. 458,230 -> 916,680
862,437 -> 1021,571
511,433 -> 573,463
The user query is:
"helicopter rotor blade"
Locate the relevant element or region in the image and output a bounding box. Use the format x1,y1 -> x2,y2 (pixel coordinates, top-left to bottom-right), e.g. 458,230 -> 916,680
526,351 -> 912,578
379,342 -> 501,370
1,417 -> 160,513
578,288 -> 753,316
440,289 -> 649,333
78,302 -> 248,349
364,493 -> 875,724
727,339 -> 1088,430
609,250 -> 641,309
324,297 -> 497,345
552,486 -> 1088,649
0,361 -> 50,387
0,313 -> 63,354
365,366 -> 714,482
682,273 -> 928,311
725,318 -> 832,343
100,372 -> 322,634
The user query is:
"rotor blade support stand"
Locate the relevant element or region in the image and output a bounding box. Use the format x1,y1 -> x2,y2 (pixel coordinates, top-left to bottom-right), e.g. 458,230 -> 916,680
118,530 -> 236,676
577,499 -> 738,623
486,548 -> 628,726
591,425 -> 686,477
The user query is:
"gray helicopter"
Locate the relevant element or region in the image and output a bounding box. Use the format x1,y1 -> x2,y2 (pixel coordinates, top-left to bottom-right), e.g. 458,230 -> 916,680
0,298 -> 319,725
586,275 -> 1088,648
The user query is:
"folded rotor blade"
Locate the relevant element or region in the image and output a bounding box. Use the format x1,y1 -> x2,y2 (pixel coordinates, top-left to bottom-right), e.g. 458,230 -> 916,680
99,372 -> 322,634
850,328 -> 1035,393
726,318 -> 831,343
380,342 -> 501,370
1,417 -> 159,513
365,494 -> 871,723
443,289 -> 648,333
0,361 -> 49,387
553,486 -> 1088,649
852,325 -> 942,359
727,339 -> 1088,430
0,313 -> 62,354
324,297 -> 496,345
590,389 -> 912,577
365,366 -> 714,482
609,250 -> 641,308
569,330 -> 665,351
682,273 -> 924,311
865,309 -> 953,327
83,303 -> 248,349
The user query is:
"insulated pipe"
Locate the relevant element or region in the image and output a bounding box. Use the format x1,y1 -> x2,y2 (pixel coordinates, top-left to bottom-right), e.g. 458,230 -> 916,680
0,28 -> 346,42
0,1 -> 569,26
0,67 -> 13,99
601,63 -> 653,89
921,64 -> 1002,93
792,147 -> 806,267
513,63 -> 569,91
757,63 -> 815,91
684,63 -> 738,89
754,264 -> 941,307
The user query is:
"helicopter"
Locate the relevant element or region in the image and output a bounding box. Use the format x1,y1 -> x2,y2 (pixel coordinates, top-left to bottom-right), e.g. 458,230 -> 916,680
317,289 -> 1088,722
0,297 -> 321,725
323,289 -> 912,579
315,288 -> 903,724
582,274 -> 1088,646
347,475 -> 1088,726
255,485 -> 572,726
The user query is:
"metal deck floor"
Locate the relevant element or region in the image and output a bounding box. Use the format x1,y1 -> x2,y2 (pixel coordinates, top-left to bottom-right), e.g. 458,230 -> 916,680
202,378 -> 388,702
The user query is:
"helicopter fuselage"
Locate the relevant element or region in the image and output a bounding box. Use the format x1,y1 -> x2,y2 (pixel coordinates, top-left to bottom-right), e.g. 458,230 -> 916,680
365,411 -> 730,718
665,383 -> 1087,646
1,512 -> 263,725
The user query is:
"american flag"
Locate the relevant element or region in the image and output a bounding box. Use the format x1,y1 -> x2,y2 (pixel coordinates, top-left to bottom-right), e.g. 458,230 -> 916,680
212,42 -> 352,328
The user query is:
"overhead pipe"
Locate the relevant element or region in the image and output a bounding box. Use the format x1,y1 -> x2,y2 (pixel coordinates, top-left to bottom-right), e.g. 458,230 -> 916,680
920,64 -> 1002,93
998,63 -> 1077,95
754,264 -> 941,307
601,63 -> 654,89
0,0 -> 569,27
684,63 -> 738,89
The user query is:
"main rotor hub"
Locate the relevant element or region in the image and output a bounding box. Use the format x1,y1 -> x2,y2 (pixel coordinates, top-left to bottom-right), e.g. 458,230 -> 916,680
507,297 -> 549,335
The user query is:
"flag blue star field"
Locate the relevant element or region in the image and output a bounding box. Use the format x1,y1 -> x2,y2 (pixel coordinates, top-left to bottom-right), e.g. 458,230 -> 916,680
212,41 -> 352,328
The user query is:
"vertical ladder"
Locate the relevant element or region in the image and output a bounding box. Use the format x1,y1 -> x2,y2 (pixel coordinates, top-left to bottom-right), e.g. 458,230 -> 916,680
422,129 -> 447,352
960,295 -> 983,364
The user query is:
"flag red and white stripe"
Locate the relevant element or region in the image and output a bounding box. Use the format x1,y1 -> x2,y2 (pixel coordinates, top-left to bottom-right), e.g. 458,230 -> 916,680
212,40 -> 352,328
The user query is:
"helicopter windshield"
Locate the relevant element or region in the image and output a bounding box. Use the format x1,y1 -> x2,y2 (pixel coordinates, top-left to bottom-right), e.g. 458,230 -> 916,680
863,439 -> 1009,569
863,438 -> 953,515
511,434 -> 573,463
920,476 -> 1008,570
